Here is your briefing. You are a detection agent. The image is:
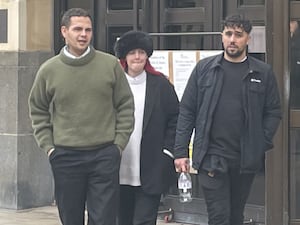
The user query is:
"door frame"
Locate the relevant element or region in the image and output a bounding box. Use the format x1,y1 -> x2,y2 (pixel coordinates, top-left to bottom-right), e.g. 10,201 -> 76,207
265,0 -> 289,224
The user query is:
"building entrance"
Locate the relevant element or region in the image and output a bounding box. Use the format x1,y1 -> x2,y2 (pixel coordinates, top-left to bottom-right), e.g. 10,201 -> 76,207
52,1 -> 289,224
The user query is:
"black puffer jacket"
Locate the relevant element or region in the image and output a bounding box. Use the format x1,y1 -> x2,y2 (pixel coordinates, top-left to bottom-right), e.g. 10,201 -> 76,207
174,53 -> 281,173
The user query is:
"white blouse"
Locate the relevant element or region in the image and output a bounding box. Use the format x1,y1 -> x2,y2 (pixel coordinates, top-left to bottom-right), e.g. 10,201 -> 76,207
119,70 -> 147,186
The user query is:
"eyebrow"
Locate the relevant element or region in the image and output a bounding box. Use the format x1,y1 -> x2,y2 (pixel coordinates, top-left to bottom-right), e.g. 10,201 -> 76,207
224,30 -> 244,35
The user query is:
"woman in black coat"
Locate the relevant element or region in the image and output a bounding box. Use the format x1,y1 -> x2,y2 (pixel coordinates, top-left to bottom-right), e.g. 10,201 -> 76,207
114,30 -> 179,225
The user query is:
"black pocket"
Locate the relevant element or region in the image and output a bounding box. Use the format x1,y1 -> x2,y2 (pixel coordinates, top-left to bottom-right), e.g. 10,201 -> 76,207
198,170 -> 225,190
249,80 -> 265,93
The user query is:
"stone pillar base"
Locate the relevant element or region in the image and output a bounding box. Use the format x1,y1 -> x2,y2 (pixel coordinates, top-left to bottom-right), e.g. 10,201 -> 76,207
0,51 -> 54,209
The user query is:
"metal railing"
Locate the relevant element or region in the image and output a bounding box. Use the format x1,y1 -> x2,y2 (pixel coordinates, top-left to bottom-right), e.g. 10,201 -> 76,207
149,31 -> 222,36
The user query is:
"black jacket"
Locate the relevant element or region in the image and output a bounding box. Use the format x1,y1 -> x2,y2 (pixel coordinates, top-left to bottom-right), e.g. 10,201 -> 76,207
140,72 -> 179,194
174,53 -> 281,173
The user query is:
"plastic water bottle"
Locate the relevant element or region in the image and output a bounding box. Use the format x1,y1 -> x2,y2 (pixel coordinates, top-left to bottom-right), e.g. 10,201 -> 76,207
178,172 -> 192,203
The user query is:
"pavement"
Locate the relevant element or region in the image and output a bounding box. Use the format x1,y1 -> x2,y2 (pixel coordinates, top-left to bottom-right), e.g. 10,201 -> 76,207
0,205 -> 188,225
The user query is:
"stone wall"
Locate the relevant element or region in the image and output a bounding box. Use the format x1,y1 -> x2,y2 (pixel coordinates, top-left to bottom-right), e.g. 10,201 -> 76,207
0,51 -> 54,209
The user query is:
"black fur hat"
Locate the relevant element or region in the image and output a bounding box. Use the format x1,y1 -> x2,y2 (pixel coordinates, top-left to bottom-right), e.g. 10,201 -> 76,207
114,30 -> 153,59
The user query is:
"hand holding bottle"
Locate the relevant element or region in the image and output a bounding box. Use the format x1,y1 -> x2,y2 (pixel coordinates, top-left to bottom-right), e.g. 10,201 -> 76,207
174,157 -> 190,173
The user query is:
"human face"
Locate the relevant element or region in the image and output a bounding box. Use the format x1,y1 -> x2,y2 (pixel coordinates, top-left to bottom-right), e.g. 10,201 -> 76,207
290,20 -> 298,37
222,26 -> 250,62
125,49 -> 148,77
61,16 -> 92,57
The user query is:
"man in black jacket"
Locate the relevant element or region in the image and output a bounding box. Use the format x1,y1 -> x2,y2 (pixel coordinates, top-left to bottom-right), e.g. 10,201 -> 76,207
174,14 -> 281,225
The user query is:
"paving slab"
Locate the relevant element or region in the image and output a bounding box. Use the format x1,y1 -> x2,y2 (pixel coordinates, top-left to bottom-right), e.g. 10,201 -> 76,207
0,206 -> 188,225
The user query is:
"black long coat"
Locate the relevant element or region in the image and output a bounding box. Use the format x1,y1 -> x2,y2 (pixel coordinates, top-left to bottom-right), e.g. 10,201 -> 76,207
139,72 -> 179,195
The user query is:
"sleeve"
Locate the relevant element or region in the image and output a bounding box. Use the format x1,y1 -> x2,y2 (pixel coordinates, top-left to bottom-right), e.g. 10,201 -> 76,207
263,67 -> 282,151
174,65 -> 199,159
28,68 -> 54,153
162,79 -> 179,152
112,61 -> 135,150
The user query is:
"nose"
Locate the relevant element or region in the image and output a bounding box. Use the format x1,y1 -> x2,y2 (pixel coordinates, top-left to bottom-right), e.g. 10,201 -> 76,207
80,30 -> 87,36
229,34 -> 236,42
134,52 -> 140,58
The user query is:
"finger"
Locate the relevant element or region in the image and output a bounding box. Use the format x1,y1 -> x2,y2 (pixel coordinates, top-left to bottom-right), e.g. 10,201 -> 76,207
181,165 -> 188,172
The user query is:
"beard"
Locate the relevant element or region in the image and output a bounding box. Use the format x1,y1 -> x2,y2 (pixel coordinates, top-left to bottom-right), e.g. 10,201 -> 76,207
225,47 -> 246,58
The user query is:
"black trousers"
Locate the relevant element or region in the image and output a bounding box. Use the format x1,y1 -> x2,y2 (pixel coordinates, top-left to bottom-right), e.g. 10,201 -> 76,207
49,144 -> 121,225
199,167 -> 255,225
118,185 -> 161,225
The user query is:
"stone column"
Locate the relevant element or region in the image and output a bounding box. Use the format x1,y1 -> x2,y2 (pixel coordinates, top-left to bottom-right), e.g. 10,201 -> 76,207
0,0 -> 54,209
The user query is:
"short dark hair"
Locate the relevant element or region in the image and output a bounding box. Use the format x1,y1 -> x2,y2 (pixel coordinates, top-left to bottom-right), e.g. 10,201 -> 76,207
222,14 -> 252,34
61,8 -> 92,27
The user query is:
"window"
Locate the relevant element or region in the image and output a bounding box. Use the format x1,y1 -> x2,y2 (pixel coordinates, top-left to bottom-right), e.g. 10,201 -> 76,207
166,0 -> 204,8
108,0 -> 142,10
107,26 -> 133,55
163,24 -> 219,50
239,0 -> 265,5
0,9 -> 8,43
108,0 -> 132,10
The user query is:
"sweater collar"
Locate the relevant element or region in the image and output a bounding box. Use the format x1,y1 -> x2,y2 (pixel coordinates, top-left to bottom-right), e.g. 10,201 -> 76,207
59,46 -> 96,66
63,46 -> 91,59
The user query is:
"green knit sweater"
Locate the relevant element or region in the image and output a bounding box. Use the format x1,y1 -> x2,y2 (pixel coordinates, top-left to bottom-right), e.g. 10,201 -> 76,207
28,47 -> 134,153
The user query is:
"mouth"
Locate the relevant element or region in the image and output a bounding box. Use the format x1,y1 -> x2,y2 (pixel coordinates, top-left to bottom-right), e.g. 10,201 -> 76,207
228,45 -> 237,49
78,40 -> 87,45
227,46 -> 238,52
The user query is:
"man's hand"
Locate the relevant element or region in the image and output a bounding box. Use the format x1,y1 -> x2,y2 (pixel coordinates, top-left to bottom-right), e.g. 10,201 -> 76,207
174,158 -> 190,173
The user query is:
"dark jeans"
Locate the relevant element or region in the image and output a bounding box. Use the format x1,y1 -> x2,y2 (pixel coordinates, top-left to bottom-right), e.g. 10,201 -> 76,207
199,168 -> 255,225
118,185 -> 161,225
49,144 -> 121,225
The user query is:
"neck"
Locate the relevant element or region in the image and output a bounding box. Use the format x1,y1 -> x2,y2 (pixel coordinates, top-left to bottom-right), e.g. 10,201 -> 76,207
224,52 -> 247,63
127,69 -> 144,77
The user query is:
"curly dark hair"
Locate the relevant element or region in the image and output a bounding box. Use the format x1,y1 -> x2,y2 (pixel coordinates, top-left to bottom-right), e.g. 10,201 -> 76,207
222,14 -> 252,34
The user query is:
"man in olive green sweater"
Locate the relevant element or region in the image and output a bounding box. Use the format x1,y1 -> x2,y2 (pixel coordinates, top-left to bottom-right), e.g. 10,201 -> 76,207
28,8 -> 134,225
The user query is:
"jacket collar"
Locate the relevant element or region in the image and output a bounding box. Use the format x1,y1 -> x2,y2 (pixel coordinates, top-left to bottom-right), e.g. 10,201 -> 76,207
211,52 -> 265,75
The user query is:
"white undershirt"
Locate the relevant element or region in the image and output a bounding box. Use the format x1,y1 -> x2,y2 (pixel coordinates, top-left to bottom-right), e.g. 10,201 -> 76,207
63,45 -> 90,59
119,71 -> 147,186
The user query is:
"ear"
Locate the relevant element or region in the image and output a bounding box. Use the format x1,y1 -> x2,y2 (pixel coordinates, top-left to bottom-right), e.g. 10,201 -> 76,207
61,26 -> 67,38
221,32 -> 225,43
247,35 -> 251,45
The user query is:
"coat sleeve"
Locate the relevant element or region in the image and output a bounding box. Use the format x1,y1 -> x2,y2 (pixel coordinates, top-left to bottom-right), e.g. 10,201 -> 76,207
112,61 -> 135,150
262,67 -> 282,151
174,65 -> 200,158
162,78 -> 179,152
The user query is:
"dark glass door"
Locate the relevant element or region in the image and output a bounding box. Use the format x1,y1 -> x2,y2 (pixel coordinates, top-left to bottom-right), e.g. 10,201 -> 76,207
289,1 -> 300,223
